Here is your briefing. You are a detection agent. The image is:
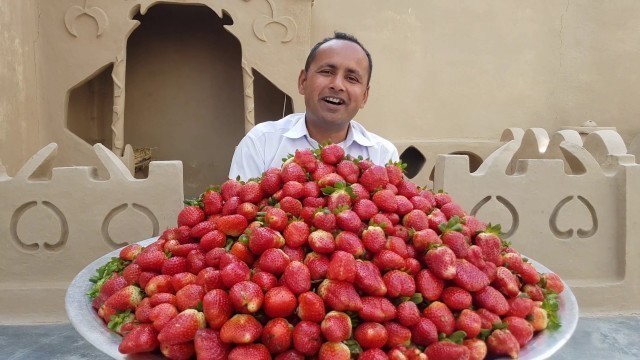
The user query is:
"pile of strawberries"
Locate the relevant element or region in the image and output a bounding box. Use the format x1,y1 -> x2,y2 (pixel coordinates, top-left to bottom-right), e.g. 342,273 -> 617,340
88,144 -> 565,360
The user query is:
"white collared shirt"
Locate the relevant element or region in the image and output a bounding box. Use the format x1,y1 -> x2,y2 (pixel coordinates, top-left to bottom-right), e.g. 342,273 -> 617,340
228,113 -> 399,180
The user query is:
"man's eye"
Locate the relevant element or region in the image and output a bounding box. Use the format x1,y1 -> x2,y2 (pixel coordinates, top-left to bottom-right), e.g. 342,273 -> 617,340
347,76 -> 359,83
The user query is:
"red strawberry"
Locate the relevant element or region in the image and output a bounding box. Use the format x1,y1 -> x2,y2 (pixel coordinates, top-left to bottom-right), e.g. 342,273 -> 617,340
149,303 -> 178,332
359,165 -> 389,192
335,231 -> 365,257
425,341 -> 471,360
220,179 -> 242,201
258,248 -> 290,276
157,308 -> 205,345
456,309 -> 482,339
281,162 -> 308,183
264,207 -> 287,232
283,220 -> 310,248
228,344 -> 271,360
337,159 -> 360,183
410,317 -> 439,346
297,291 -> 326,323
293,149 -> 318,172
397,300 -> 421,327
385,162 -> 405,185
423,301 -> 455,335
282,180 -> 304,198
372,189 -> 397,212
161,256 -> 187,276
440,226 -> 469,259
317,279 -> 363,312
319,342 -> 351,360
99,273 -> 128,298
320,143 -> 345,164
312,162 -> 336,181
522,283 -> 545,301
118,323 -> 159,354
275,349 -> 305,360
454,259 -> 490,292
402,209 -> 430,231
220,313 -> 263,344
121,263 -> 142,285
350,183 -> 371,200
395,195 -> 414,215
359,348 -> 388,360
372,250 -> 405,273
354,260 -> 387,296
427,208 -> 448,233
160,342 -> 195,359
308,229 -> 336,254
178,205 -> 205,227
261,317 -> 293,355
463,338 -> 487,360
327,250 -> 357,283
411,228 -> 441,253
486,329 -> 520,358
278,261 -> 310,295
371,213 -> 394,235
410,195 -> 434,213
424,246 -> 457,280
202,189 -> 223,215
504,316 -> 534,347
440,201 -> 466,220
383,270 -> 416,298
229,280 -> 264,314
196,267 -> 222,292
385,235 -> 409,258
528,306 -> 549,331
493,266 -> 521,297
264,286 -> 297,318
476,308 -> 501,330
312,208 -> 337,232
202,289 -> 233,330
220,260 -> 251,288
473,224 -> 503,266
175,283 -> 205,311
221,196 -> 241,215
335,209 -> 362,233
358,296 -> 397,322
441,286 -> 472,310
248,226 -> 285,255
237,202 -> 259,221
119,243 -> 142,261
415,269 -> 444,301
134,297 -> 153,323
505,296 -> 534,318
304,252 -> 330,280
355,322 -> 388,349
361,225 -> 387,254
194,328 -> 230,360
216,214 -> 248,237
321,311 -> 352,342
473,286 -> 509,315
384,322 -> 412,348
251,270 -> 278,292
135,249 -> 167,272
149,293 -> 177,307
293,321 -> 323,356
104,285 -> 143,312
190,220 -> 216,239
517,261 -> 541,285
317,172 -> 346,188
542,272 -> 565,294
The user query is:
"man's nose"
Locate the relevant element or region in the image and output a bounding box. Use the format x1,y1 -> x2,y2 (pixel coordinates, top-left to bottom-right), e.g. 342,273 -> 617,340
329,75 -> 345,91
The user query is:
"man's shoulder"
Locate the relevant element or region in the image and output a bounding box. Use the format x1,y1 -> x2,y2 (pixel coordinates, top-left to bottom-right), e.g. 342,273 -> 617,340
350,120 -> 395,148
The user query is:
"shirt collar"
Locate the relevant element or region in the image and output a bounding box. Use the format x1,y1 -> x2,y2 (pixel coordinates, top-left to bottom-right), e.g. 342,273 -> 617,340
283,114 -> 375,147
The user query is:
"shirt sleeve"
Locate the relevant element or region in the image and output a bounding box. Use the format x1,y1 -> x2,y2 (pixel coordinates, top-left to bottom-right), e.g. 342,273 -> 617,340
228,133 -> 265,181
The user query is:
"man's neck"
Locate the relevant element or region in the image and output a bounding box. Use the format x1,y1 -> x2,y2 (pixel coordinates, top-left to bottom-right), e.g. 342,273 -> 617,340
305,119 -> 350,145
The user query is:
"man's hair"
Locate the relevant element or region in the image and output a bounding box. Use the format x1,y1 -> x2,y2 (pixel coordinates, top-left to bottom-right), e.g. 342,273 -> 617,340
304,31 -> 373,85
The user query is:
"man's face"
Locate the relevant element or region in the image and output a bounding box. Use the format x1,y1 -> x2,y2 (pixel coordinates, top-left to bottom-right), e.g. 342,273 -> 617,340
298,40 -> 370,131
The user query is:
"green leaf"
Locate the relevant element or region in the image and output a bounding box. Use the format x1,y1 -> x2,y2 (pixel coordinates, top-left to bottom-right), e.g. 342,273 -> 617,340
107,310 -> 134,333
86,257 -> 129,299
542,291 -> 562,331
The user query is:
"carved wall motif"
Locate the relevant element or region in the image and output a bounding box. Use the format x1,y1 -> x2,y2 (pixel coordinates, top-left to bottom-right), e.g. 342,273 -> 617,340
64,0 -> 109,38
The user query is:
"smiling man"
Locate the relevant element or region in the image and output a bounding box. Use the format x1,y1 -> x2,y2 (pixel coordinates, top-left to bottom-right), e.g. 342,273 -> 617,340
229,32 -> 399,180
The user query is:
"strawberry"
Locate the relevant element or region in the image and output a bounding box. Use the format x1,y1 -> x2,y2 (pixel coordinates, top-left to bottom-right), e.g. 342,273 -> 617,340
397,300 -> 421,327
99,273 -> 128,298
383,270 -> 416,298
278,261 -> 310,295
275,349 -> 305,360
385,235 -> 409,258
463,338 -> 487,360
522,283 -> 545,301
355,322 -> 388,349
264,207 -> 287,232
423,301 -> 455,335
312,162 -> 336,181
186,250 -> 206,274
454,259 -> 490,292
486,329 -> 520,358
426,208 -> 448,233
282,180 -> 304,199
104,285 -> 143,312
221,196 -> 241,215
320,143 -> 345,164
137,271 -> 159,290
220,179 -> 242,201
304,252 -> 330,280
134,297 -> 153,323
327,250 -> 357,283
441,286 -> 472,310
292,321 -> 323,356
440,201 -> 466,220
424,246 -> 457,280
395,195 -> 414,215
440,221 -> 470,258
473,224 -> 503,266
308,229 -> 336,254
228,344 -> 271,360
278,197 -> 302,217
178,205 -> 205,227
335,209 -> 363,233
161,256 -> 187,276
504,316 -> 534,346
359,296 -> 397,322
372,189 -> 398,212
229,280 -> 264,314
425,341 -> 471,360
359,165 -> 389,192
220,260 -> 251,288
505,296 -> 534,318
202,189 -> 223,215
354,260 -> 387,296
135,249 -> 166,272
321,311 -> 352,342
312,208 -> 337,232
542,272 -> 565,294
175,283 -> 205,311
317,279 -> 363,312
202,289 -> 233,330
411,228 -> 441,253
317,172 -> 346,188
528,306 -> 549,331
385,162 -> 405,186
455,309 -> 482,339
189,220 -> 216,239
119,243 -> 142,261
258,248 -> 290,275
415,269 -> 444,301
281,162 -> 308,183
410,317 -> 439,346
262,318 -> 293,354
361,225 -> 387,254
264,286 -> 297,318
357,158 -> 375,171
121,263 -> 142,285
220,313 -> 263,344
384,322 -> 412,348
473,286 -> 509,315
194,328 -> 230,360
393,224 -> 410,241
401,209 -> 429,233
196,267 -> 223,292
335,231 -> 365,257
248,226 -> 285,255
517,261 -> 541,285
157,308 -> 205,345
371,213 -> 395,235
293,148 -> 318,173
282,244 -> 305,262
337,159 -> 360,183
476,308 -> 502,330
410,195 -> 434,213
237,201 -> 259,221
261,171 -> 283,196
405,257 -> 422,277
118,323 -> 159,354
149,293 -> 177,307
319,342 -> 351,360
149,303 -> 178,332
359,348 -> 388,360
297,291 -> 326,323
160,342 -> 195,359
252,270 -> 278,292
216,214 -> 248,237
350,182 -> 370,200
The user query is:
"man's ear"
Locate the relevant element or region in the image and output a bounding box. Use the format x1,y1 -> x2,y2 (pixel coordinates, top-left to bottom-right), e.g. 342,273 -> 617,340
360,85 -> 370,109
298,69 -> 307,95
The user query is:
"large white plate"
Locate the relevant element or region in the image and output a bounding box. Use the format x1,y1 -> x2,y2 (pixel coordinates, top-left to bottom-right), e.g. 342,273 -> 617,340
66,237 -> 579,360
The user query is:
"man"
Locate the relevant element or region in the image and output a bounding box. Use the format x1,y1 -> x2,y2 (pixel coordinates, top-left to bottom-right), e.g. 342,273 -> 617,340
229,32 -> 399,180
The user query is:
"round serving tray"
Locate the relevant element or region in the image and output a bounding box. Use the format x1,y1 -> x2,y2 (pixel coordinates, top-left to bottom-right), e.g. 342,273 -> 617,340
66,237 -> 579,360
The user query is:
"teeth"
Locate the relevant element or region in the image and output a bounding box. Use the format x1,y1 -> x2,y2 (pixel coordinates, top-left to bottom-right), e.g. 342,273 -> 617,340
324,97 -> 344,104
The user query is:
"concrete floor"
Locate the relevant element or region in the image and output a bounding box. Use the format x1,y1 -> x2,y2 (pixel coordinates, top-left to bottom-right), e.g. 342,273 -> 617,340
1,316 -> 639,359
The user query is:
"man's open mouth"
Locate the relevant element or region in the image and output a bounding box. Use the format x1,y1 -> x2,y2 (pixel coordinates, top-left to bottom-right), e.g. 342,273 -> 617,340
323,96 -> 345,105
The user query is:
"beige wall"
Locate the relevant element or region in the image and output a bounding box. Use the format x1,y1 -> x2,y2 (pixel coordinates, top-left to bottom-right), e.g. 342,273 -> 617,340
310,1 -> 640,144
